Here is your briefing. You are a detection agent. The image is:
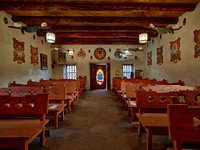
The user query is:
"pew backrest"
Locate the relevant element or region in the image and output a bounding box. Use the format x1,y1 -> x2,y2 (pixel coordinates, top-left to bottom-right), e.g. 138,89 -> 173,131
172,90 -> 200,106
0,86 -> 43,96
136,90 -> 175,113
0,93 -> 49,120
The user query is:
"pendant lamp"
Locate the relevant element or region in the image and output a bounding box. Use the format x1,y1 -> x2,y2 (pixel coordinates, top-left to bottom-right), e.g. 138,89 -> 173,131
46,32 -> 56,43
139,33 -> 148,43
139,12 -> 148,44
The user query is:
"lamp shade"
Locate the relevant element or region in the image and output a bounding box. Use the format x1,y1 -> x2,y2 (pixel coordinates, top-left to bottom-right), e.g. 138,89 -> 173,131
139,33 -> 148,43
46,32 -> 55,43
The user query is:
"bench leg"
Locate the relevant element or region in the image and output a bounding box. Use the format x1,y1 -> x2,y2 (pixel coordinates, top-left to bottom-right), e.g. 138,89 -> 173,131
68,101 -> 71,113
61,108 -> 65,121
20,140 -> 29,150
173,141 -> 182,150
146,129 -> 152,150
54,113 -> 59,129
40,126 -> 48,146
138,122 -> 143,136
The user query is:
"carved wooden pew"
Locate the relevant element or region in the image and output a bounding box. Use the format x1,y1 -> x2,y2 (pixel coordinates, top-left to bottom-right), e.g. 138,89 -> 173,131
79,77 -> 87,92
0,93 -> 50,150
0,86 -> 66,129
135,90 -> 176,135
112,77 -> 122,94
45,86 -> 67,128
167,104 -> 200,150
65,81 -> 77,110
123,83 -> 139,117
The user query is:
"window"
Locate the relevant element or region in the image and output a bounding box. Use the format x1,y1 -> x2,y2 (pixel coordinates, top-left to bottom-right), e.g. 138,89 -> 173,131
123,64 -> 133,79
65,65 -> 77,79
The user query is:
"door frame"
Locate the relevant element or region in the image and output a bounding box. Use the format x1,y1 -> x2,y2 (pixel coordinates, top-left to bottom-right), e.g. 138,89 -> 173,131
90,63 -> 110,90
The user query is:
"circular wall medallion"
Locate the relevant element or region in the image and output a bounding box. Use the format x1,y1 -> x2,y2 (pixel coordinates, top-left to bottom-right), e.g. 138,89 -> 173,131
94,47 -> 106,60
77,48 -> 86,59
114,48 -> 122,59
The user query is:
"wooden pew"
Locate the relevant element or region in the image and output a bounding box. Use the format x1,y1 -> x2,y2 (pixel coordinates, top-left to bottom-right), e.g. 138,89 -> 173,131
0,86 -> 66,129
45,86 -> 67,128
0,93 -> 49,150
135,90 -> 176,135
124,83 -> 139,119
167,104 -> 200,150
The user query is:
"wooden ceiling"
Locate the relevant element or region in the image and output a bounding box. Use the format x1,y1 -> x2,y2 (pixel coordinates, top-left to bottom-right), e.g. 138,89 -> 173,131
0,0 -> 199,45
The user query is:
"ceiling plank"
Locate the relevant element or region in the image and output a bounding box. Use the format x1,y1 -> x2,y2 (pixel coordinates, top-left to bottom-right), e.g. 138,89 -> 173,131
0,3 -> 197,12
12,16 -> 179,27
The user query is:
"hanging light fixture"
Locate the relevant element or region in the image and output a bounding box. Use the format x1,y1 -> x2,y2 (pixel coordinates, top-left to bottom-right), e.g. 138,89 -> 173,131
139,33 -> 148,43
139,12 -> 148,44
46,32 -> 56,43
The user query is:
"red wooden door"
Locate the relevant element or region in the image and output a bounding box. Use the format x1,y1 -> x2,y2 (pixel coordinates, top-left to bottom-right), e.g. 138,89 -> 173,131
91,65 -> 106,90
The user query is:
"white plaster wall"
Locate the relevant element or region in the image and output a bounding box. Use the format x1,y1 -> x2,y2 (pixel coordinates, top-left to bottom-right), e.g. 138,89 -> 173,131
0,11 -> 53,88
144,2 -> 200,86
52,45 -> 146,90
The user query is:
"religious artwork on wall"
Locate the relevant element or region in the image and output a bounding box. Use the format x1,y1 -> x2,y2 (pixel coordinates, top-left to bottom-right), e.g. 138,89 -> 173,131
13,38 -> 25,64
77,48 -> 86,59
156,46 -> 163,65
96,68 -> 104,85
40,53 -> 48,70
147,51 -> 152,66
193,29 -> 200,58
30,45 -> 38,66
170,37 -> 181,63
114,48 -> 122,59
58,53 -> 66,64
94,47 -> 106,60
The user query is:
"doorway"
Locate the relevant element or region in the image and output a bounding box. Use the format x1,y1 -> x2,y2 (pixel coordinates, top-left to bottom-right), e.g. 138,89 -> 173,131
90,63 -> 110,90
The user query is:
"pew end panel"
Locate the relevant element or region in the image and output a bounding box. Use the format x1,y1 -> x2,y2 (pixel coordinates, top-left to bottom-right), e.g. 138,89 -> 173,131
167,104 -> 200,150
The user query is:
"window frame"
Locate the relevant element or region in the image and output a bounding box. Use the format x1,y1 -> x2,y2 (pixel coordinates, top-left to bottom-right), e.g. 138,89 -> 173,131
65,64 -> 77,79
122,64 -> 133,79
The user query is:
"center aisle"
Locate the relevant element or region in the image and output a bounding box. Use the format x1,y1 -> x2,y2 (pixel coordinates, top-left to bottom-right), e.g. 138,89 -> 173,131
34,90 -> 168,150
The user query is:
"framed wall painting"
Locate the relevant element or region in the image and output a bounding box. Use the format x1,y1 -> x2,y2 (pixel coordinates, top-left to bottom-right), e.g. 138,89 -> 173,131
30,45 -> 38,66
147,51 -> 152,66
170,37 -> 181,63
13,38 -> 25,64
40,53 -> 48,70
157,46 -> 163,65
194,29 -> 200,58
57,52 -> 66,64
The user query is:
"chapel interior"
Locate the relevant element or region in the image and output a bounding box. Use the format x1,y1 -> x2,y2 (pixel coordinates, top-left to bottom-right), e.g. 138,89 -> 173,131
0,0 -> 200,150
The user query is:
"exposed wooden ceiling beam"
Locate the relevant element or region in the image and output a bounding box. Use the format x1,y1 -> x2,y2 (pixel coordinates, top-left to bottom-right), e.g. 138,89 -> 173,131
11,16 -> 179,27
0,3 -> 196,12
1,0 -> 199,45
54,38 -> 142,45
